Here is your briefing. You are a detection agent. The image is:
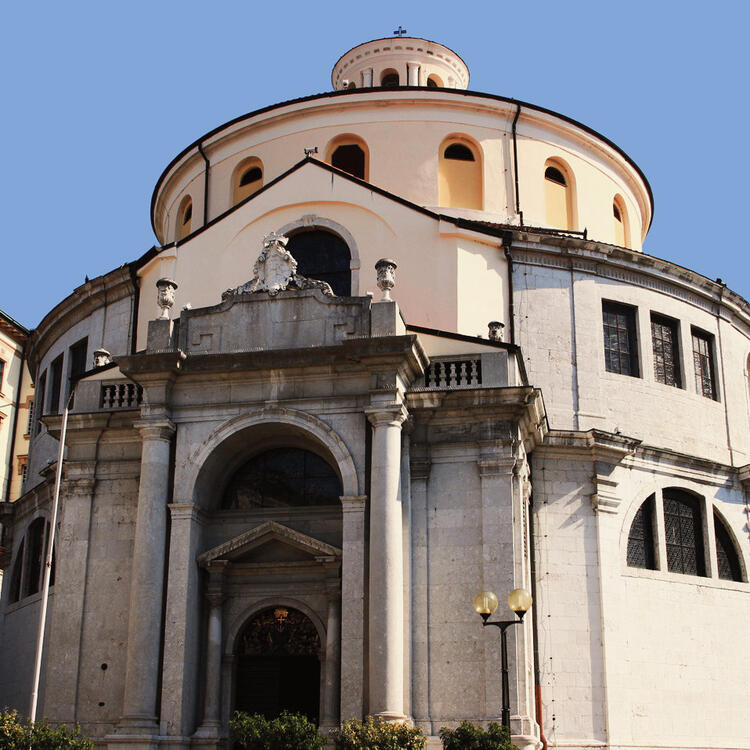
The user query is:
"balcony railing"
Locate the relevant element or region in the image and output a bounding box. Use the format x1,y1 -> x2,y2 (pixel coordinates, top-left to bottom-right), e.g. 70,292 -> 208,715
100,382 -> 143,410
423,358 -> 482,389
413,351 -> 520,391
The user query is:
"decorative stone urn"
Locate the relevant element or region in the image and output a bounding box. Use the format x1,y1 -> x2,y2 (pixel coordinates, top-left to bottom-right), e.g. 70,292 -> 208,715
488,321 -> 504,341
156,278 -> 178,319
93,348 -> 111,368
375,258 -> 397,301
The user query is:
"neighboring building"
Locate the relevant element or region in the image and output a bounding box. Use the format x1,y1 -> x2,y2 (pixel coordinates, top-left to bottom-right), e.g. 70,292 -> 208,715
0,35 -> 748,750
0,310 -> 33,585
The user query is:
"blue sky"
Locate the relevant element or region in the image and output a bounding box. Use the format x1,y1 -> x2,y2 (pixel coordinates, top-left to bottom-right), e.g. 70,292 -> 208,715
2,0 -> 748,328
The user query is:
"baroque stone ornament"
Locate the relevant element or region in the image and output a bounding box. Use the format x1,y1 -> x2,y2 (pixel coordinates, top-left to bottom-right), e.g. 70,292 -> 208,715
488,321 -> 504,341
222,232 -> 334,299
375,258 -> 397,301
156,278 -> 178,319
93,348 -> 111,368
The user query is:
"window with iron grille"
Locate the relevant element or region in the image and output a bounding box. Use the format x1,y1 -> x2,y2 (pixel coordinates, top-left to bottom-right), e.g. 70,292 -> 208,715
602,301 -> 639,376
25,400 -> 34,435
651,314 -> 681,387
663,490 -> 706,577
35,371 -> 46,435
627,495 -> 656,569
714,513 -> 743,582
67,337 -> 88,409
691,328 -> 716,399
49,354 -> 64,414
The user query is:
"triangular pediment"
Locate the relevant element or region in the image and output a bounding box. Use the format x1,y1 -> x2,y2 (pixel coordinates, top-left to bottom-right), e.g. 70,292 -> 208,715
197,520 -> 341,568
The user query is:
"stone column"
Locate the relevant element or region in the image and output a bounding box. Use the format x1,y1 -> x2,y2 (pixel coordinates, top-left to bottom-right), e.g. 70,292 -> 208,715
366,403 -> 407,720
361,67 -> 373,87
320,566 -> 342,729
340,495 -> 367,720
406,62 -> 420,86
196,561 -> 227,737
119,418 -> 175,732
409,454 -> 431,730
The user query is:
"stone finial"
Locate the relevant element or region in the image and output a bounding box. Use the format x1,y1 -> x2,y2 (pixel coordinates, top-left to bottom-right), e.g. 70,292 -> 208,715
156,278 -> 178,320
93,348 -> 111,368
488,321 -> 504,341
375,258 -> 397,301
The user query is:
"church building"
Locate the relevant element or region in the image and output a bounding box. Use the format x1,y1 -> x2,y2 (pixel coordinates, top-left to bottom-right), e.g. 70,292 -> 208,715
1,35 -> 748,750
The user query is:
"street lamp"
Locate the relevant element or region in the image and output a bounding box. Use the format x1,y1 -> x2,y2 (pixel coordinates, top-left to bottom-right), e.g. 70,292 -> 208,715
473,588 -> 533,730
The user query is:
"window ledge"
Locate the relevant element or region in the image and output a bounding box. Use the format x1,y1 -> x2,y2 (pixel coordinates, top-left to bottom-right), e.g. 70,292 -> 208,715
622,565 -> 746,591
5,587 -> 55,614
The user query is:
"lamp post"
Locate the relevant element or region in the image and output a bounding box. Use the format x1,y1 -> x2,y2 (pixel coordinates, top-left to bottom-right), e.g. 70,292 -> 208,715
473,588 -> 533,730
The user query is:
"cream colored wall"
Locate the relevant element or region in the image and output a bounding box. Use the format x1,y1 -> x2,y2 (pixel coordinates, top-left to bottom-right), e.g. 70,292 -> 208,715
7,360 -> 33,501
515,249 -> 750,465
140,164 -> 513,347
0,331 -> 29,505
154,94 -> 650,253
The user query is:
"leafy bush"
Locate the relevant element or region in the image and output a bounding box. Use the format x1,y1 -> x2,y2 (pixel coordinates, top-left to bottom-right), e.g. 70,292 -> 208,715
438,721 -> 515,750
0,710 -> 93,750
330,717 -> 426,750
229,711 -> 324,750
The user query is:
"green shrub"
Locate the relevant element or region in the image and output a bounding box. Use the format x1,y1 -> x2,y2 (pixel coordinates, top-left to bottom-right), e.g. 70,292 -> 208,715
229,711 -> 324,750
438,721 -> 515,750
0,710 -> 93,750
330,717 -> 426,750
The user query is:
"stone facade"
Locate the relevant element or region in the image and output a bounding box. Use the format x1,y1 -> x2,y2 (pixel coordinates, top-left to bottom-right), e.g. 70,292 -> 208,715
0,35 -> 748,750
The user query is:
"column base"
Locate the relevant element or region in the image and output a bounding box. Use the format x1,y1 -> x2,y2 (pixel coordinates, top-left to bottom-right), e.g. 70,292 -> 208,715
369,711 -> 411,723
193,722 -> 222,739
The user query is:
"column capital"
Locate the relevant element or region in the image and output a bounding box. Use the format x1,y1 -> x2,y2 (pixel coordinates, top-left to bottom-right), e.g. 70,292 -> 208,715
133,418 -> 175,442
410,458 -> 431,481
477,456 -> 517,477
168,502 -> 205,524
365,403 -> 408,428
62,477 -> 96,497
340,495 -> 367,512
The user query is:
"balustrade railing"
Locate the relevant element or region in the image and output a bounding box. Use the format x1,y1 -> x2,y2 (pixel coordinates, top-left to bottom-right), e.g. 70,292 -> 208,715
100,382 -> 143,410
421,357 -> 482,389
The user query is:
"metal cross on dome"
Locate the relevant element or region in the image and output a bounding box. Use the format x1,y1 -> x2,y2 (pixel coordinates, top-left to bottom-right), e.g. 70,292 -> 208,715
393,26 -> 407,36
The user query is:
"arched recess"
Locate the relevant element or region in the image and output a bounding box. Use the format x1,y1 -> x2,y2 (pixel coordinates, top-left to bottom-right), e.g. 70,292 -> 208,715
285,230 -> 352,296
232,157 -> 264,206
380,69 -> 399,87
426,74 -> 443,88
9,515 -> 54,604
185,407 -> 359,511
326,135 -> 369,181
277,216 -> 360,295
544,158 -> 576,231
176,195 -> 193,240
613,194 -> 630,248
438,135 -> 483,210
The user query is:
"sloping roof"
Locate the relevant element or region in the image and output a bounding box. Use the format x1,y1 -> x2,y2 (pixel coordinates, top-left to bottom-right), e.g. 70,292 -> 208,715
0,309 -> 29,343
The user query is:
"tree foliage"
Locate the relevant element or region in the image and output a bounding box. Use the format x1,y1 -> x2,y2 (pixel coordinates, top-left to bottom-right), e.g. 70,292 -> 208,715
0,710 -> 93,750
330,717 -> 426,750
229,711 -> 324,750
439,721 -> 516,750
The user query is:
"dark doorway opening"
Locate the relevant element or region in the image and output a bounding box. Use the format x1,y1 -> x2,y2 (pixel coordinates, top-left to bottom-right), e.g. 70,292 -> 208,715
286,230 -> 351,296
234,606 -> 321,723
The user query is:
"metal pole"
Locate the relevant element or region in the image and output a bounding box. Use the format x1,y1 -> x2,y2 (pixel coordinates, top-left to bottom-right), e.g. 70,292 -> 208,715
29,393 -> 71,722
500,624 -> 511,729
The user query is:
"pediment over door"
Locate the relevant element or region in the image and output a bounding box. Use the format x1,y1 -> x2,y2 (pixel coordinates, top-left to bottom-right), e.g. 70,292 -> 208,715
197,520 -> 341,570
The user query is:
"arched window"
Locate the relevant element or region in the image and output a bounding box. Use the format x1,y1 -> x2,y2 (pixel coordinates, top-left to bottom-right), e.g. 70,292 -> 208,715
233,158 -> 264,205
346,81 -> 356,90
222,447 -> 342,510
663,489 -> 705,576
438,137 -> 482,210
626,494 -> 656,570
714,511 -> 743,582
177,195 -> 192,240
627,489 -> 744,581
381,69 -> 399,87
9,518 -> 55,604
613,194 -> 630,248
544,159 -> 575,230
326,136 -> 369,181
426,74 -> 443,88
286,230 -> 352,296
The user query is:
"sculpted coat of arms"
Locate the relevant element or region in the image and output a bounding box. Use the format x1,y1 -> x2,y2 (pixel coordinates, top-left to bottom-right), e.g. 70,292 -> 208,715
222,232 -> 335,299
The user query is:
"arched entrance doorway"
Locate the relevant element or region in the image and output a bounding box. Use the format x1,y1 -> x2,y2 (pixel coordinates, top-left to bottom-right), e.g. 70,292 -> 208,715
234,606 -> 322,723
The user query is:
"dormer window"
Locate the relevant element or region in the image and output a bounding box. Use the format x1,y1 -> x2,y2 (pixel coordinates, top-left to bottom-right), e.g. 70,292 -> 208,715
233,158 -> 264,205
